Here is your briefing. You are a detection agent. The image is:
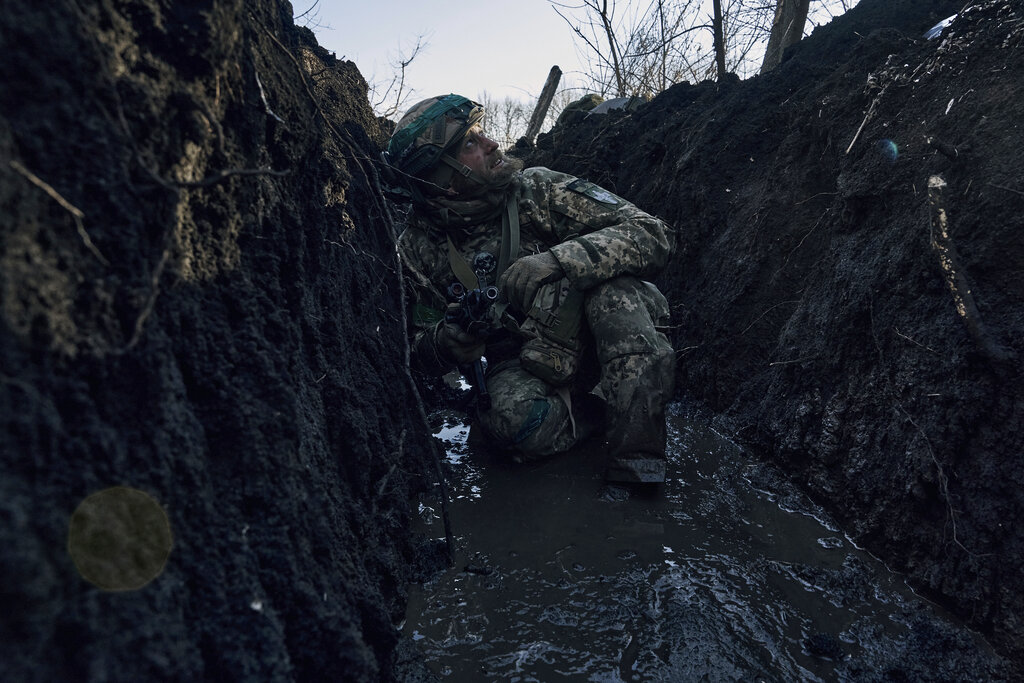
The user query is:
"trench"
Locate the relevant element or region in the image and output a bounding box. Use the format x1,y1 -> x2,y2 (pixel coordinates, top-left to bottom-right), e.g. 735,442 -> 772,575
403,402 -> 1002,680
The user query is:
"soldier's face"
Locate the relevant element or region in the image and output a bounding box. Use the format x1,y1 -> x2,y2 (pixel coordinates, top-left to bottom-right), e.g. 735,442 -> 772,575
453,125 -> 504,186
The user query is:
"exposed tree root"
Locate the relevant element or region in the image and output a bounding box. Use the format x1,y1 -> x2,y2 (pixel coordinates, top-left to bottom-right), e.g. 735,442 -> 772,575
9,160 -> 110,266
927,174 -> 1013,364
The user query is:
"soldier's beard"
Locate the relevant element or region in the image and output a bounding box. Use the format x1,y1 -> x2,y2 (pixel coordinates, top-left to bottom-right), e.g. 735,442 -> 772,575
451,152 -> 524,196
488,152 -> 524,184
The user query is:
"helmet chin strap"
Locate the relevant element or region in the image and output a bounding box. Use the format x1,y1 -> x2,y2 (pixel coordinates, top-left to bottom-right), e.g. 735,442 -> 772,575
440,153 -> 490,189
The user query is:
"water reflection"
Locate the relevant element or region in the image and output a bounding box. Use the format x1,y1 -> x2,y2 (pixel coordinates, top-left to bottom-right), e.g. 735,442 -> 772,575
408,404 -> 1005,681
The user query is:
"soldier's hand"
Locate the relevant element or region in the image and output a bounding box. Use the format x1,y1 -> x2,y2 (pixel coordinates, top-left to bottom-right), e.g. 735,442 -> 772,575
435,322 -> 485,365
498,251 -> 564,312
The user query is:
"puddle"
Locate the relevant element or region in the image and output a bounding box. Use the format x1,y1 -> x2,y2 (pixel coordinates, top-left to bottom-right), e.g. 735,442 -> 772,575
405,403 -> 1006,681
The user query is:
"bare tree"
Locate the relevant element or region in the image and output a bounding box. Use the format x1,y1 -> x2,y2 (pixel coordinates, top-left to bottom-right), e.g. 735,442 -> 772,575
293,0 -> 326,30
550,0 -> 859,96
369,35 -> 429,120
712,0 -> 727,80
550,0 -> 626,97
553,0 -> 771,94
478,92 -> 531,150
808,0 -> 855,25
760,0 -> 811,71
598,1 -> 628,95
537,83 -> 590,134
551,0 -> 712,98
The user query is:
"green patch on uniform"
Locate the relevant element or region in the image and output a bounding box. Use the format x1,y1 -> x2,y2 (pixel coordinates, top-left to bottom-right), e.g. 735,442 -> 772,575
413,303 -> 444,327
513,399 -> 550,444
566,178 -> 620,205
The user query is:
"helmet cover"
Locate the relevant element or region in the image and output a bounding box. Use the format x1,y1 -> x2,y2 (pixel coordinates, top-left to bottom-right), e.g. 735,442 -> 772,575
385,94 -> 484,188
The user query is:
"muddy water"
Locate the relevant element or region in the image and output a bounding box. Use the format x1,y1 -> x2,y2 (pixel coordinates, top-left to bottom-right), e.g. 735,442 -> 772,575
404,403 -> 1006,681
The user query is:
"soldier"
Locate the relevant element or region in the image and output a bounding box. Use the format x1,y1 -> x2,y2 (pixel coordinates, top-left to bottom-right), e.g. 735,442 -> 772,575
383,94 -> 676,484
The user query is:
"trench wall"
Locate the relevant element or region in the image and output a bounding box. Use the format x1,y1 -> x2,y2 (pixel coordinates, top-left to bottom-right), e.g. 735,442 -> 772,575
0,1 -> 435,680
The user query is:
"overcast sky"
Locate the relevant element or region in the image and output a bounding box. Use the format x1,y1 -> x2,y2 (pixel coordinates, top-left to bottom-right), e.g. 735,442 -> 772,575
295,0 -> 586,110
294,0 -> 867,119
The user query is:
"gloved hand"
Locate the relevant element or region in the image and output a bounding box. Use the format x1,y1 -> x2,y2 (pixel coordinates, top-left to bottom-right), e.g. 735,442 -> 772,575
434,321 -> 485,365
498,251 -> 564,312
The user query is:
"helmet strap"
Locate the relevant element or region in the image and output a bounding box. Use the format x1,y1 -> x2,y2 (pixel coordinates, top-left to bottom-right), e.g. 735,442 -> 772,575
440,153 -> 489,189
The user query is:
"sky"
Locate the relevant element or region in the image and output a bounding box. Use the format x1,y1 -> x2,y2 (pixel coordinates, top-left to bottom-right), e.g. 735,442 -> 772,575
294,0 -> 587,111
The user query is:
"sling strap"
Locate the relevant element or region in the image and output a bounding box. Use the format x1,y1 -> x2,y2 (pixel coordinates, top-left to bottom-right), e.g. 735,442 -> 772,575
446,190 -> 521,288
445,193 -> 523,339
447,235 -> 479,290
497,192 -> 520,279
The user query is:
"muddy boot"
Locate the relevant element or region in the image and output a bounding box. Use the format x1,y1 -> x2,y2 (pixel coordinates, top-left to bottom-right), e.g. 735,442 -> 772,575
601,367 -> 670,484
605,453 -> 666,483
583,276 -> 676,486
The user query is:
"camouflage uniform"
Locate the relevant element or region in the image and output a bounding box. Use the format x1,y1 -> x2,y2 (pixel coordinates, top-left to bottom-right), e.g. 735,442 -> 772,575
400,166 -> 676,471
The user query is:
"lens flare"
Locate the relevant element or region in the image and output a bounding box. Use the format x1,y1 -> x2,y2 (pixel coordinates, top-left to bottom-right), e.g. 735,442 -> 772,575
876,138 -> 899,162
68,486 -> 173,591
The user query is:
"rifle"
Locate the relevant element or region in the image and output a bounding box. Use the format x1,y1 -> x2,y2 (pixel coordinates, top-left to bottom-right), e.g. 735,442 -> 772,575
446,252 -> 499,411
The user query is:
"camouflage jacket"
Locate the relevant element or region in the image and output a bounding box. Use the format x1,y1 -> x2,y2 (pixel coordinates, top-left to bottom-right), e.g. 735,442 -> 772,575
398,166 -> 674,375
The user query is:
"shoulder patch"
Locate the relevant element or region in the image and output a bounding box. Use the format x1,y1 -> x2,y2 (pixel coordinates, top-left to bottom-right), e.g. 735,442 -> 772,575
566,178 -> 620,205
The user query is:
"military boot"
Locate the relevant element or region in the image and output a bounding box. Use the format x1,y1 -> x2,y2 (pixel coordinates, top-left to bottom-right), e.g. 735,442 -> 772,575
582,276 -> 676,485
606,454 -> 667,483
600,353 -> 673,484
603,388 -> 669,483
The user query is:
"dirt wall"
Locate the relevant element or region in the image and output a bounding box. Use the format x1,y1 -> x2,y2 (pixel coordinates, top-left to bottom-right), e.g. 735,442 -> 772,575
528,0 -> 1024,664
0,1 -> 437,680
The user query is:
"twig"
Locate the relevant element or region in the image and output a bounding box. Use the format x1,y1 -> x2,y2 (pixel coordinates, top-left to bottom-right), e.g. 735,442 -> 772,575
845,86 -> 887,155
896,401 -> 988,557
871,298 -> 984,557
376,429 -> 406,497
794,191 -> 838,205
136,158 -> 288,191
255,70 -> 286,125
1,374 -> 45,403
777,209 -> 828,275
9,160 -> 110,265
324,238 -> 357,255
769,355 -> 818,366
893,326 -> 940,355
293,0 -> 321,22
121,241 -> 172,352
989,182 -> 1024,197
739,300 -> 800,335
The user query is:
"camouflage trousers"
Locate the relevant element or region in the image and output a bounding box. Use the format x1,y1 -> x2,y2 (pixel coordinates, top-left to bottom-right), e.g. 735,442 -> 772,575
475,275 -> 676,462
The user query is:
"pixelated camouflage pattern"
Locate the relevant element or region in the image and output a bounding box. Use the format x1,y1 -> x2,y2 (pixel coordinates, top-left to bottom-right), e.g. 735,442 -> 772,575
475,276 -> 675,461
586,278 -> 675,459
398,167 -> 676,460
400,167 -> 673,348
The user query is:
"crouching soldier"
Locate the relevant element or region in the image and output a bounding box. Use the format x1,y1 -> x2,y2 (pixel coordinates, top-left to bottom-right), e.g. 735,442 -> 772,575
383,94 -> 676,484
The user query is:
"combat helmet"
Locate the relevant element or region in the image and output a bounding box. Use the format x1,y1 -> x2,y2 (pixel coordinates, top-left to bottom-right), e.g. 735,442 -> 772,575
382,94 -> 488,197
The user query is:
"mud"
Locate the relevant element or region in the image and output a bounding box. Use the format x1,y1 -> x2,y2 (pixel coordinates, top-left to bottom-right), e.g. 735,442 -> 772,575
403,404 -> 1012,680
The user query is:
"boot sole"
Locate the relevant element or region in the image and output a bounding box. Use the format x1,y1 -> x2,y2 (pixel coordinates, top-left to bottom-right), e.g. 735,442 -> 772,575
605,457 -> 666,484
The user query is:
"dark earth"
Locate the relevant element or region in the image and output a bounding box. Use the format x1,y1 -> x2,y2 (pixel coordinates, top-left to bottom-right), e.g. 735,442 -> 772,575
1,0 -> 1021,680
